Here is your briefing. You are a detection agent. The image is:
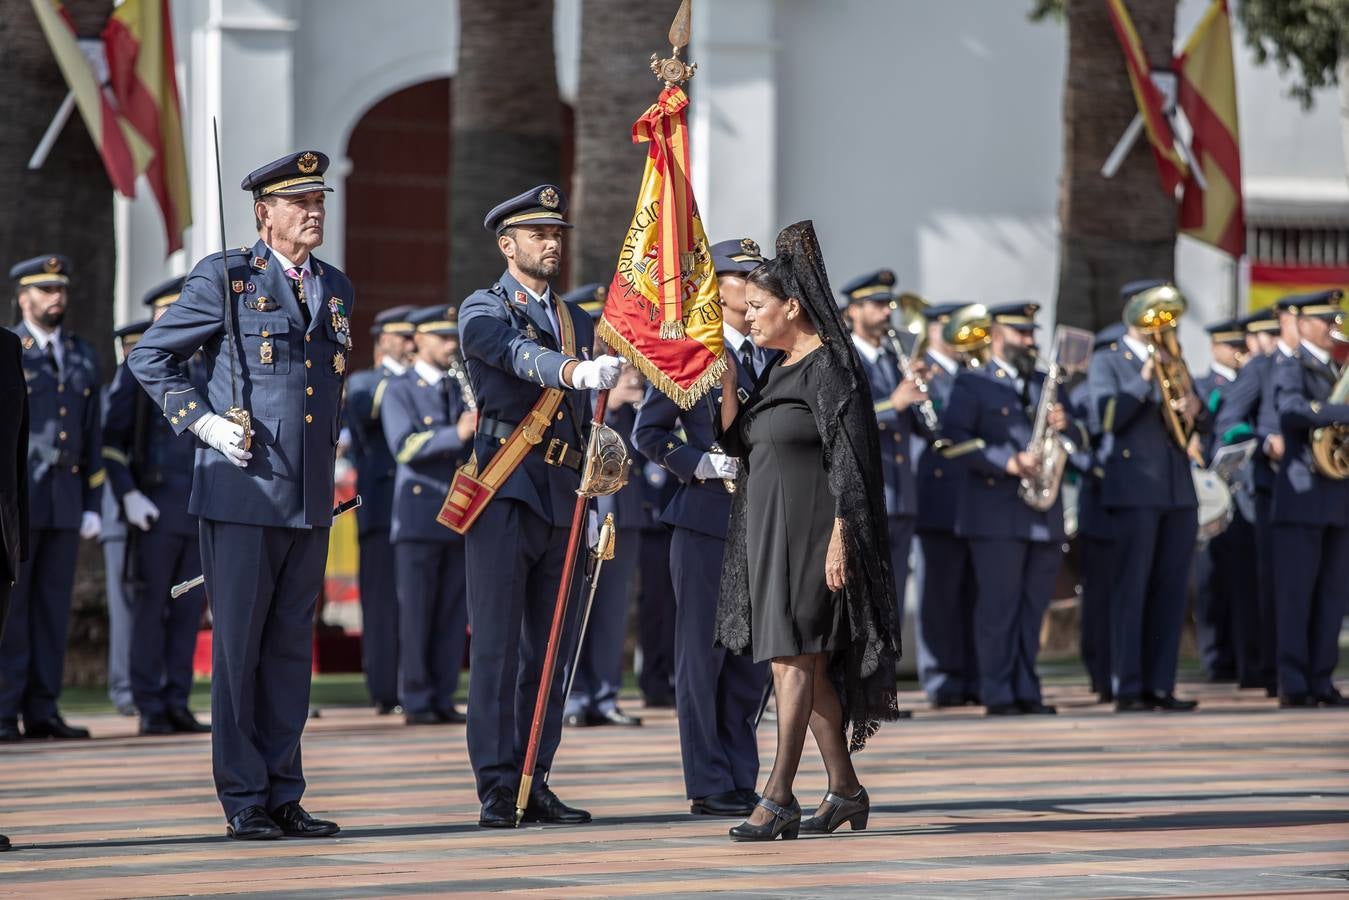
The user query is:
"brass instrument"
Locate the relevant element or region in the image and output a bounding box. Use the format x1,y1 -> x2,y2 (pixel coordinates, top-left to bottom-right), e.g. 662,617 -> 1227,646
884,328 -> 939,432
1122,283 -> 1199,458
447,353 -> 476,411
1019,326 -> 1094,511
941,303 -> 992,367
1311,360 -> 1349,479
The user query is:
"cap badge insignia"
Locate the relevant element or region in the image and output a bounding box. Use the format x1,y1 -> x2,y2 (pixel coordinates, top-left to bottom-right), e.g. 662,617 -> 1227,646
596,285 -> 607,302
231,280 -> 244,294
43,257 -> 61,274
259,340 -> 273,366
740,239 -> 759,256
333,351 -> 346,375
539,186 -> 560,209
297,152 -> 319,175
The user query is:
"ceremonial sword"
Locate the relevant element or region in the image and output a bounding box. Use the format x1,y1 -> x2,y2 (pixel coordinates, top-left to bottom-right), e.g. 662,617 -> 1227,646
169,495 -> 362,598
559,513 -> 618,713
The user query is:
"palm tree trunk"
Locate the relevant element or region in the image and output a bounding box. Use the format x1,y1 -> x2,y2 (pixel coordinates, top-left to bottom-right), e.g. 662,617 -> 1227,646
570,1 -> 672,287
1056,0 -> 1179,332
0,0 -> 117,686
450,0 -> 563,301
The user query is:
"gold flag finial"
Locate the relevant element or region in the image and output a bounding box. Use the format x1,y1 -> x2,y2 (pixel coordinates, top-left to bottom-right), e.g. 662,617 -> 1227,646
651,0 -> 696,86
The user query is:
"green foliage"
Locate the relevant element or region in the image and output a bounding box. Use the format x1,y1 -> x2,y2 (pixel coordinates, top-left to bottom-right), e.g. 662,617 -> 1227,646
1233,0 -> 1349,108
1029,0 -> 1065,23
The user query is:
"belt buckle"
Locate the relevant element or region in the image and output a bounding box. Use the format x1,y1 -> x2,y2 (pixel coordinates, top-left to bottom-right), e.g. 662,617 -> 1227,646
544,438 -> 567,467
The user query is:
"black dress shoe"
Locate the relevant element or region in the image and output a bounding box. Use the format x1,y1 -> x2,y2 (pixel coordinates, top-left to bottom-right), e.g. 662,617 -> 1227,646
479,786 -> 518,828
0,833 -> 9,851
985,703 -> 1023,716
24,716 -> 90,739
405,710 -> 442,726
226,806 -> 283,840
270,801 -> 340,837
1097,690 -> 1115,704
0,720 -> 21,743
594,707 -> 642,727
437,707 -> 467,724
116,702 -> 139,717
375,701 -> 403,715
1115,696 -> 1153,713
728,795 -> 800,842
1280,693 -> 1317,708
930,694 -> 966,709
691,791 -> 756,817
563,711 -> 595,728
1018,701 -> 1057,715
521,786 -> 591,825
167,708 -> 211,733
1315,690 -> 1349,708
642,693 -> 674,709
139,715 -> 175,736
1145,693 -> 1198,712
963,694 -> 982,706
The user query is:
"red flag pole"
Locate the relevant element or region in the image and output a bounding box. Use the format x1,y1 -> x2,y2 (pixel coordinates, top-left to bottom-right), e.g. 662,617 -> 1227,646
514,386 -> 609,824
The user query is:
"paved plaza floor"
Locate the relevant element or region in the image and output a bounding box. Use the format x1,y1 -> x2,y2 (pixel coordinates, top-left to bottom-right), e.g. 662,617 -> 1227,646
1,680 -> 1346,898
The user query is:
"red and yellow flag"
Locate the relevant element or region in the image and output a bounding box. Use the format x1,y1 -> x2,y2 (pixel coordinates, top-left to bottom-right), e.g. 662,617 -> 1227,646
29,0 -> 152,198
1105,0 -> 1190,196
1176,0 -> 1243,258
103,0 -> 193,253
597,86 -> 725,410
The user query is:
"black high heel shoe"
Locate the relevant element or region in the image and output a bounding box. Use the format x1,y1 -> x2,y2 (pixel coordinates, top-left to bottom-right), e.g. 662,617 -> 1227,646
728,795 -> 800,842
800,786 -> 869,834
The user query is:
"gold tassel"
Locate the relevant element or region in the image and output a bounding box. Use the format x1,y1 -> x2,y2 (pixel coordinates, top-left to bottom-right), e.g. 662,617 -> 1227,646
596,320 -> 725,410
660,320 -> 686,340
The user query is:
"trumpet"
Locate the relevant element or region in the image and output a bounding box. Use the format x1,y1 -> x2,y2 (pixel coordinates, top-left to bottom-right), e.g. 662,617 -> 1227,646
1122,283 -> 1199,459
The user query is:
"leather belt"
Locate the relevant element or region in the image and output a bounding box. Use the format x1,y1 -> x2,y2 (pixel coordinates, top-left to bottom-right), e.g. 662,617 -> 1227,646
479,416 -> 581,472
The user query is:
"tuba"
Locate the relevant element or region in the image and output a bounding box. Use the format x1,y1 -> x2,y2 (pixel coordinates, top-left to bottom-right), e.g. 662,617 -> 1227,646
1311,355 -> 1349,479
942,303 -> 993,368
1122,283 -> 1199,458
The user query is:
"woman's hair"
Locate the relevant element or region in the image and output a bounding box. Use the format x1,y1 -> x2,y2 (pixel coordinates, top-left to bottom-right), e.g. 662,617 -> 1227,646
744,258 -> 795,305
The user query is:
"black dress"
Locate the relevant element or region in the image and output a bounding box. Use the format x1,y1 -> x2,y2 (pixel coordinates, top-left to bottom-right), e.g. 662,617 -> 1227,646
728,348 -> 841,662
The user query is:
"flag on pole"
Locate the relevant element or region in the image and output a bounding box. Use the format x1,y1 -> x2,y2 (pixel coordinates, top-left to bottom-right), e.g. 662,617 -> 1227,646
103,0 -> 193,253
1105,0 -> 1190,196
29,0 -> 152,198
596,86 -> 726,410
1176,0 -> 1244,258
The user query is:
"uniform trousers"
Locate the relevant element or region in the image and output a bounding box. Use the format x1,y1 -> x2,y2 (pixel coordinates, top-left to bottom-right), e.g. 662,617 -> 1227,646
969,538 -> 1059,707
636,526 -> 676,705
1107,505 -> 1197,700
1078,535 -> 1114,694
888,515 -> 916,629
915,530 -> 979,703
1271,522 -> 1349,698
394,540 -> 468,716
130,528 -> 203,716
565,526 -> 639,717
1190,539 -> 1235,678
0,528 -> 79,724
200,519 -> 329,819
358,528 -> 399,706
669,526 -> 765,800
464,499 -> 582,801
1197,508 -> 1258,682
102,537 -> 134,708
1253,490 -> 1279,689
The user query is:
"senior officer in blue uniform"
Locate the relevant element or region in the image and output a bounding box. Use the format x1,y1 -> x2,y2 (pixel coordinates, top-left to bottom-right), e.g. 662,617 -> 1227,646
381,305 -> 475,726
103,282 -> 212,736
1269,291 -> 1349,707
912,302 -> 981,708
343,304 -> 417,715
0,255 -> 102,743
632,238 -> 770,818
1088,279 -> 1207,713
102,322 -> 144,717
562,286 -> 645,729
941,302 -> 1075,716
458,185 -> 622,828
839,270 -> 925,634
129,151 -> 350,840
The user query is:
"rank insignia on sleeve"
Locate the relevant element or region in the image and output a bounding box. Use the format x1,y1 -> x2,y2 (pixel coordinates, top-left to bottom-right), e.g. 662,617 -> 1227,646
333,351 -> 346,375
259,340 -> 273,365
231,280 -> 244,294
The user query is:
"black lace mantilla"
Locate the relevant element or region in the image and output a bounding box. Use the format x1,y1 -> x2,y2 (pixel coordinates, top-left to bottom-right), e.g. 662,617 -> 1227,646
714,220 -> 902,753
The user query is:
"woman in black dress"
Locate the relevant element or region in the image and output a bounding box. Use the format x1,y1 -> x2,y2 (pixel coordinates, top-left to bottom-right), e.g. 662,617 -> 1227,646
715,221 -> 901,841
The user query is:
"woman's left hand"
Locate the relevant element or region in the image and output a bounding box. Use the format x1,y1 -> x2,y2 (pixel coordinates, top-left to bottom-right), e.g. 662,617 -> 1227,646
825,518 -> 847,592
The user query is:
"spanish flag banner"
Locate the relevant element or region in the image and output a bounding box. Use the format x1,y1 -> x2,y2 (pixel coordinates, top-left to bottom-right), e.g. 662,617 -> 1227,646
1248,264 -> 1349,312
1176,0 -> 1243,259
597,86 -> 726,410
1105,0 -> 1190,196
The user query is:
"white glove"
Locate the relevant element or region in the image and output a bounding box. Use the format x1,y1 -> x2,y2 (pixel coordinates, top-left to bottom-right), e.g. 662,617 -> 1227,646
570,355 -> 623,391
695,452 -> 740,481
79,511 -> 102,540
190,412 -> 252,467
122,490 -> 160,531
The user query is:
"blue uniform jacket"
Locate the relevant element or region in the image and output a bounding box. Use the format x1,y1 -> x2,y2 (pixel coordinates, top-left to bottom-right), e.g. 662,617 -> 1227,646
344,362 -> 401,536
915,355 -> 962,533
12,323 -> 102,530
1271,350 -> 1349,527
1066,380 -> 1111,541
1194,368 -> 1237,465
941,363 -> 1069,542
857,343 -> 918,519
1087,339 -> 1205,511
459,271 -> 594,527
101,356 -> 207,537
631,352 -> 757,541
127,238 -> 354,528
381,366 -> 472,543
1214,353 -> 1275,494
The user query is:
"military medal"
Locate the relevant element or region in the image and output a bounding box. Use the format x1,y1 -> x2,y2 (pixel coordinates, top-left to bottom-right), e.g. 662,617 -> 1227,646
246,282 -> 256,293
231,279 -> 244,294
333,351 -> 346,375
259,340 -> 273,365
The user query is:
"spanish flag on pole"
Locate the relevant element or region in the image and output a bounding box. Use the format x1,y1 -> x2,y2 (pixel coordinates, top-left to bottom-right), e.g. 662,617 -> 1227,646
1105,0 -> 1189,196
1176,0 -> 1244,259
596,85 -> 726,410
104,0 -> 193,254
